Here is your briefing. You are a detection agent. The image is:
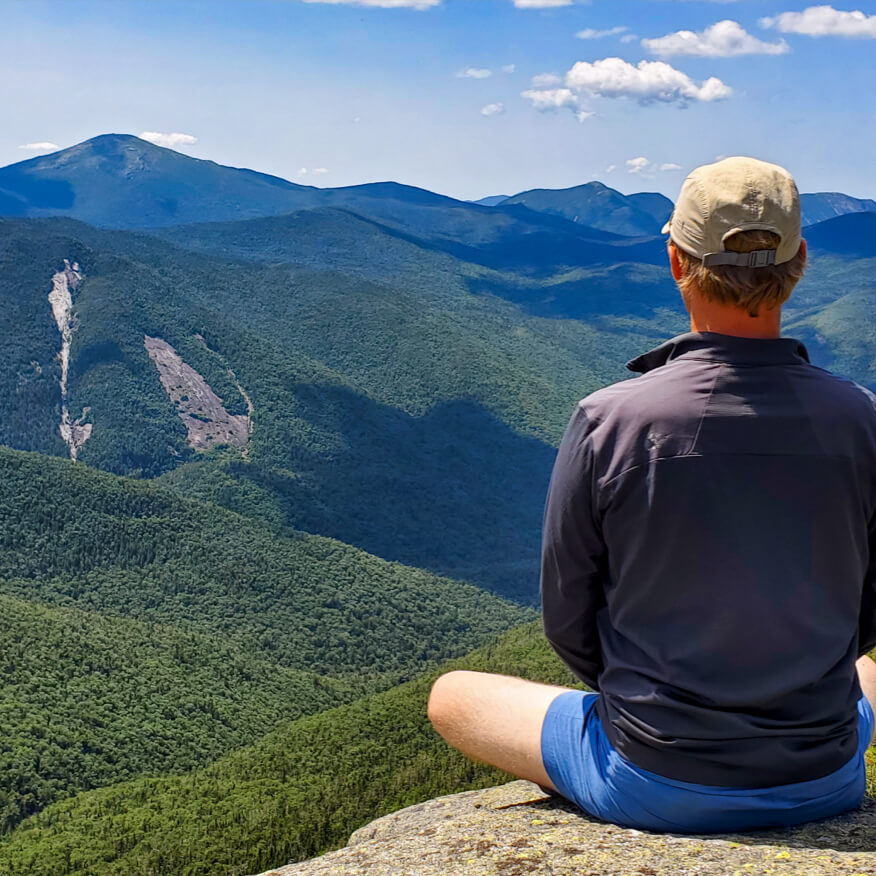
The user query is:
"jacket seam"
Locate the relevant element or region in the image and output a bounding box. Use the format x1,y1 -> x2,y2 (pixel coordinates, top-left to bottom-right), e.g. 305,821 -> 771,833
688,363 -> 722,455
600,450 -> 865,491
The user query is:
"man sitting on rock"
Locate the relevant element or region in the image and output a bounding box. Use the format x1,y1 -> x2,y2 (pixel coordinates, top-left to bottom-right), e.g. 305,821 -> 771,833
428,156 -> 876,833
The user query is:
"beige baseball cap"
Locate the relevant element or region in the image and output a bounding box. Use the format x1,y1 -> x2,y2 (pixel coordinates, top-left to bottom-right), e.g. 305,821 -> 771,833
662,156 -> 802,268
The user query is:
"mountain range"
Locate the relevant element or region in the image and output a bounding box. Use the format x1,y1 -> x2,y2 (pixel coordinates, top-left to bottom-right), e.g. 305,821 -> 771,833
1,134 -> 875,874
3,135 -> 875,233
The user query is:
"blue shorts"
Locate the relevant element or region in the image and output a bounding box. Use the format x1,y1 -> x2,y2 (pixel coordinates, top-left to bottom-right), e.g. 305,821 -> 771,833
541,690 -> 874,834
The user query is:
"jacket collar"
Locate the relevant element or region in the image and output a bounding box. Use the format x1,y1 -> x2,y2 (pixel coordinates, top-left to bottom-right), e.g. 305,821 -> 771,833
626,331 -> 811,374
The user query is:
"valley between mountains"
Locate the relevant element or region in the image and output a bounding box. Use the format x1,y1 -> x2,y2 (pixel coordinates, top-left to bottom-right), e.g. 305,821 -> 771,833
1,134 -> 875,875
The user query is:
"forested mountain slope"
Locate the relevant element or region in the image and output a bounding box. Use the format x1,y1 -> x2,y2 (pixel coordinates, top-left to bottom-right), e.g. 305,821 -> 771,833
499,182 -> 672,236
0,446 -> 529,831
0,592 -> 352,833
3,620 -> 873,876
0,624 -> 571,876
0,447 -> 528,676
0,215 -> 679,597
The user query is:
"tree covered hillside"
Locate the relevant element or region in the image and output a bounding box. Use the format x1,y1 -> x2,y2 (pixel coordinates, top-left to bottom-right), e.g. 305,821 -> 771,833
0,593 -> 353,833
2,621 -> 873,876
0,446 -> 530,831
0,624 -> 573,876
0,448 -> 529,677
0,216 -> 680,598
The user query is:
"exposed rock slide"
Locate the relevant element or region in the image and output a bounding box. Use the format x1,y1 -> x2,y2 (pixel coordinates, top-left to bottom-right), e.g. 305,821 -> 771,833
144,336 -> 250,451
258,781 -> 876,875
48,260 -> 91,459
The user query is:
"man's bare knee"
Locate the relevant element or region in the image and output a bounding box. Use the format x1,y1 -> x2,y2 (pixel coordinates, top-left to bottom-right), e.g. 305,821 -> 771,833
427,670 -> 479,741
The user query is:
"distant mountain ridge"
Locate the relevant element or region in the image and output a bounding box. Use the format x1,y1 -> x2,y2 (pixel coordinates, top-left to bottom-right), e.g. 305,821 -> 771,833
2,135 -> 873,238
801,192 -> 876,227
498,182 -> 673,237
803,210 -> 876,258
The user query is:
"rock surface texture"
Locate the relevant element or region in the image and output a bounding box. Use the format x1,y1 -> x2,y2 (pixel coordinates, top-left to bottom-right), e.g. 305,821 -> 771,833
257,780 -> 876,875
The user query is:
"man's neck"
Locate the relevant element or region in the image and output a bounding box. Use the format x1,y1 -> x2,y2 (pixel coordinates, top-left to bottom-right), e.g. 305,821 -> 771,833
688,299 -> 782,339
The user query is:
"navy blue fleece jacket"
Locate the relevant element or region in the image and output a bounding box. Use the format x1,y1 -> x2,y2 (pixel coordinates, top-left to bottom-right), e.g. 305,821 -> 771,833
541,331 -> 876,787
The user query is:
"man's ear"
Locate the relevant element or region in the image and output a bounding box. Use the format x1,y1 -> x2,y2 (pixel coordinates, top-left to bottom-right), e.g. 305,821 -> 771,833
798,238 -> 807,265
668,241 -> 685,282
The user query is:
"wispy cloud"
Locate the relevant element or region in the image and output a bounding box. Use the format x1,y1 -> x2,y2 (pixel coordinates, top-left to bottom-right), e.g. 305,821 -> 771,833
18,141 -> 59,152
520,87 -> 594,121
301,0 -> 441,8
761,6 -> 876,38
312,167 -> 330,174
565,57 -> 731,103
626,157 -> 651,174
643,20 -> 788,56
481,102 -> 506,116
511,0 -> 575,7
139,131 -> 198,148
501,64 -> 517,74
576,26 -> 628,39
457,67 -> 493,79
521,87 -> 579,111
625,157 -> 682,176
530,72 -> 563,87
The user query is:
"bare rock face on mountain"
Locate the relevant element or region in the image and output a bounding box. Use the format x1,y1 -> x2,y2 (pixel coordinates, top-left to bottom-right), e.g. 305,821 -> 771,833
257,780 -> 876,876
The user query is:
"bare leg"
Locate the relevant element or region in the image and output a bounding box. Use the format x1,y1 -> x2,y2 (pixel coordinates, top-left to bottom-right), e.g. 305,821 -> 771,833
427,670 -> 575,789
857,655 -> 876,746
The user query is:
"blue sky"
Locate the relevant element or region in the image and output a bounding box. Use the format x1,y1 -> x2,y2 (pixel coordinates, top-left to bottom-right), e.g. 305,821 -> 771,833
1,0 -> 875,200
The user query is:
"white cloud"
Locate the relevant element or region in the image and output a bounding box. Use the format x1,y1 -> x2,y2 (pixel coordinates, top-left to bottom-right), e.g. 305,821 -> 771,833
626,156 -> 652,174
521,87 -> 580,110
620,33 -> 639,43
577,26 -> 627,39
481,102 -> 506,116
643,19 -> 788,56
605,164 -> 617,173
502,64 -> 517,73
296,168 -> 309,175
301,0 -> 440,7
457,67 -> 493,79
761,6 -> 876,38
312,167 -> 330,175
623,157 -> 682,176
511,0 -> 574,6
139,131 -> 198,148
530,72 -> 563,87
521,87 -> 594,122
565,57 -> 732,103
18,141 -> 59,152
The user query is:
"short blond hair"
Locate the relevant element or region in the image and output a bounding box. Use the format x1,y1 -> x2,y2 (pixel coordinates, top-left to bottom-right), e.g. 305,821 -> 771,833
674,230 -> 806,317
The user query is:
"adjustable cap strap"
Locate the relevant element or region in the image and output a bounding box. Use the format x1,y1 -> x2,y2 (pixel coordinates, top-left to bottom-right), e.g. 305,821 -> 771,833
702,250 -> 777,268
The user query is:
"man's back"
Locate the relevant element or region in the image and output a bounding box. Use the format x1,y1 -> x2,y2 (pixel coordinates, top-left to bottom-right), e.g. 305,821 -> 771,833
431,158 -> 876,834
542,331 -> 876,787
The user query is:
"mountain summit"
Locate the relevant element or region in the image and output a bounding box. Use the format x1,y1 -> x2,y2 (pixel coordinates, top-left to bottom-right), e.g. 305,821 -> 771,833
0,134 -> 316,227
499,182 -> 673,237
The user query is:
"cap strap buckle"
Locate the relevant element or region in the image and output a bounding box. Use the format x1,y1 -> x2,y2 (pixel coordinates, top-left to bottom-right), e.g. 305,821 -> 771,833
702,250 -> 777,268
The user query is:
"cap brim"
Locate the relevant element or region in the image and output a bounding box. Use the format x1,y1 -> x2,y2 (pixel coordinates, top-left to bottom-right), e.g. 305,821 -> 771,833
661,220 -> 671,235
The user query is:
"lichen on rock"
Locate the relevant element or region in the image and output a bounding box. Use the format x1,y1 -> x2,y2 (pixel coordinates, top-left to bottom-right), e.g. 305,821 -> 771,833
256,780 -> 876,875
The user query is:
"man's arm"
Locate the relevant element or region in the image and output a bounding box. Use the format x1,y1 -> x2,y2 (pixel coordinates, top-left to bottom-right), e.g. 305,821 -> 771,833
540,403 -> 608,691
859,509 -> 876,658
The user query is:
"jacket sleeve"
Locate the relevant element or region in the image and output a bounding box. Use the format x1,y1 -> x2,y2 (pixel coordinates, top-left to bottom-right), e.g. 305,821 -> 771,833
859,509 -> 876,658
540,403 -> 608,691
